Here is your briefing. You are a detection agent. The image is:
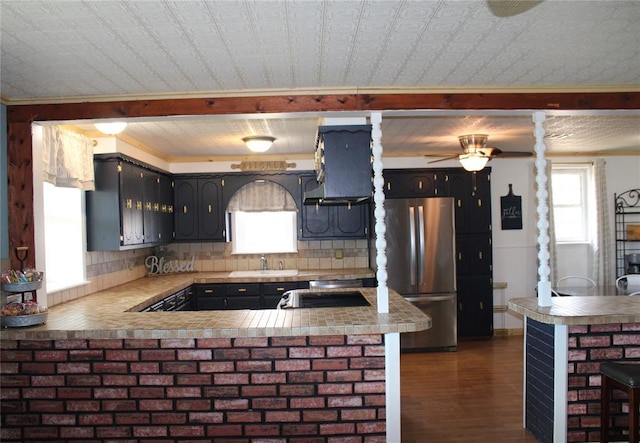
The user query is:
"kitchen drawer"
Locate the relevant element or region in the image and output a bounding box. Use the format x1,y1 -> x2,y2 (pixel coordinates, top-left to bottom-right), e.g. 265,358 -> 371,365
225,283 -> 260,296
196,284 -> 225,297
262,282 -> 300,295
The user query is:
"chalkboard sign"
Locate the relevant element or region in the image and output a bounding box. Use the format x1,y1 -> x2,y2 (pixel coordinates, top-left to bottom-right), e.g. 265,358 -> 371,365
501,184 -> 522,230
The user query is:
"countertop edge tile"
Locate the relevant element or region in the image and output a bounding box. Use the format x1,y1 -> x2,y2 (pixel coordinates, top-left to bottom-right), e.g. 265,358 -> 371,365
508,296 -> 640,326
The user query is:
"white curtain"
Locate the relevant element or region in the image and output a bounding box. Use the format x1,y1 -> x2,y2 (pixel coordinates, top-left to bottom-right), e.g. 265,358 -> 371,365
591,159 -> 611,286
226,181 -> 297,212
42,126 -> 95,190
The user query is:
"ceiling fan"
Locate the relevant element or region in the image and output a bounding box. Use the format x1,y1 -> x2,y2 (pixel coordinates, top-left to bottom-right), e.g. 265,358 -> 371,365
425,134 -> 533,172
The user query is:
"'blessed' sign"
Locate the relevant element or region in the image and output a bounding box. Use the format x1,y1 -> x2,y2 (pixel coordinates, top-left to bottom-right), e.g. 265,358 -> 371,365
146,255 -> 195,275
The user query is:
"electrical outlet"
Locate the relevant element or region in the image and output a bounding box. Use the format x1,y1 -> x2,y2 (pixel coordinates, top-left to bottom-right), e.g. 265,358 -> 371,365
335,249 -> 344,259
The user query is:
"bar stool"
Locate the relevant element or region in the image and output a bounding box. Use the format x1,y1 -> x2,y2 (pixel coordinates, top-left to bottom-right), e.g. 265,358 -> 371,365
600,362 -> 640,443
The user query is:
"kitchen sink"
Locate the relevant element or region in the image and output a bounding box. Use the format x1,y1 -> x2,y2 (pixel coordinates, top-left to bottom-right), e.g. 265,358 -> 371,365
229,269 -> 299,278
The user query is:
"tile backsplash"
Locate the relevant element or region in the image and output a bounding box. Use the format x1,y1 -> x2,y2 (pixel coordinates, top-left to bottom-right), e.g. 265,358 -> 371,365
37,240 -> 370,307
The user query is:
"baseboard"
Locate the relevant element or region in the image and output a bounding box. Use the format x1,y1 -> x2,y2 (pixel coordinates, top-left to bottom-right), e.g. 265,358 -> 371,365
494,328 -> 524,337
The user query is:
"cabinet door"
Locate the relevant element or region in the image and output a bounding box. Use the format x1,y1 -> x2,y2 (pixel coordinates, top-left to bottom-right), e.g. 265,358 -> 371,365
196,284 -> 225,310
300,175 -> 332,238
121,162 -> 144,245
158,173 -> 174,243
449,170 -> 492,234
198,178 -> 224,240
334,204 -> 368,237
457,275 -> 493,338
143,170 -> 160,243
226,295 -> 262,310
456,234 -> 493,275
174,178 -> 199,240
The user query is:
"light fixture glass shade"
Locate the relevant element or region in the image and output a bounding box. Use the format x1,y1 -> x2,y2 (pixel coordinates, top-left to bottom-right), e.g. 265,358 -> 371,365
242,136 -> 275,153
458,134 -> 488,153
459,153 -> 490,172
94,122 -> 128,135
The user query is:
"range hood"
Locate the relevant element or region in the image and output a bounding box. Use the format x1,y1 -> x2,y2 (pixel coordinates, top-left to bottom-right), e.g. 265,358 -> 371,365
304,124 -> 373,205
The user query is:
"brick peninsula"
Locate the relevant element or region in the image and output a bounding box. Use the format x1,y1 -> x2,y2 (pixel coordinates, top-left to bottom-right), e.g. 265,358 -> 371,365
509,295 -> 640,443
0,272 -> 430,442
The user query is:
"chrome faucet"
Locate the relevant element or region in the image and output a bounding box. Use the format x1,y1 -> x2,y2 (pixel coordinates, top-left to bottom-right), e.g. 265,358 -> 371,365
279,261 -> 284,270
261,255 -> 268,271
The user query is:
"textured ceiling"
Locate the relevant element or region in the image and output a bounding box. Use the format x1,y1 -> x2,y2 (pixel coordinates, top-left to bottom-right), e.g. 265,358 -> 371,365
2,0 -> 639,160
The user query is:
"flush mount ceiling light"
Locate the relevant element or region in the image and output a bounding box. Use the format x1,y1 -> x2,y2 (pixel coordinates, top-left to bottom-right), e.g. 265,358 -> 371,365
242,136 -> 275,153
458,152 -> 490,172
94,122 -> 128,135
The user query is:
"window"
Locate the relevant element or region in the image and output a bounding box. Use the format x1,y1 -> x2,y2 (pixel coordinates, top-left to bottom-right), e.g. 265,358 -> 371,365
551,164 -> 593,243
43,182 -> 87,292
230,211 -> 297,254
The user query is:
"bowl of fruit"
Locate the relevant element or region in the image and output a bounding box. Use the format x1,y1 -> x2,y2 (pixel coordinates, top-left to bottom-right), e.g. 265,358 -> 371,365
1,300 -> 49,327
1,269 -> 44,292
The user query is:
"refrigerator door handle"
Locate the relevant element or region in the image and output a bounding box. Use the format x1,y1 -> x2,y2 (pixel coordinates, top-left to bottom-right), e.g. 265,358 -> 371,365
417,205 -> 425,286
409,206 -> 416,286
405,294 -> 456,303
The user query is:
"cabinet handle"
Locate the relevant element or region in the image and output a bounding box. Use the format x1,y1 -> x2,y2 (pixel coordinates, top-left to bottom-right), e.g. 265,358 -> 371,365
277,287 -> 285,291
204,289 -> 213,294
347,202 -> 352,210
480,302 -> 484,309
457,200 -> 462,208
224,299 -> 228,308
387,182 -> 391,191
419,181 -> 423,190
183,205 -> 188,214
477,199 -> 482,207
458,252 -> 462,261
458,303 -> 463,311
208,204 -> 212,213
238,288 -> 247,292
479,251 -> 483,260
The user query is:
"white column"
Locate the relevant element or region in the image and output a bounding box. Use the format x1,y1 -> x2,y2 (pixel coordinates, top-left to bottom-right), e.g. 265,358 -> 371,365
385,332 -> 401,442
370,112 -> 389,313
533,111 -> 552,307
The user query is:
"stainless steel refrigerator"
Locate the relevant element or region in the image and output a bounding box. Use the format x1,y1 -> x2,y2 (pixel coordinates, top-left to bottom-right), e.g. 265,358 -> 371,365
375,197 -> 457,351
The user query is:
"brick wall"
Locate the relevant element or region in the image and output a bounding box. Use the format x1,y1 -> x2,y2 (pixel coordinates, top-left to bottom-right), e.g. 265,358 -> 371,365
1,334 -> 386,442
567,323 -> 640,442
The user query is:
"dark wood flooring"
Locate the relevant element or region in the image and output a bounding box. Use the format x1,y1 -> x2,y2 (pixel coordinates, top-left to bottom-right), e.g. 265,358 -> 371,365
401,336 -> 539,442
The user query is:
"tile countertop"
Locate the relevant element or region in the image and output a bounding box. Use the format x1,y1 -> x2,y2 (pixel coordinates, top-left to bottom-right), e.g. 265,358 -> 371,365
0,269 -> 431,340
508,296 -> 640,326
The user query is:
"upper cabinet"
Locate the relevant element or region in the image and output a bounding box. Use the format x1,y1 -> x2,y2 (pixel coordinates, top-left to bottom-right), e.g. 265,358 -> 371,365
383,169 -> 449,198
448,169 -> 492,234
173,177 -> 225,241
86,155 -> 173,251
299,174 -> 369,239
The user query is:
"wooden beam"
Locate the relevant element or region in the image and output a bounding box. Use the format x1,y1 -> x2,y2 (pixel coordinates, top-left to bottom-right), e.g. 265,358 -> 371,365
7,122 -> 35,270
7,92 -> 640,123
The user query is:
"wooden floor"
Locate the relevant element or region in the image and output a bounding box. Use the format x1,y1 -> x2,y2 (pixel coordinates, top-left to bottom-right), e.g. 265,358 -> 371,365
401,335 -> 539,443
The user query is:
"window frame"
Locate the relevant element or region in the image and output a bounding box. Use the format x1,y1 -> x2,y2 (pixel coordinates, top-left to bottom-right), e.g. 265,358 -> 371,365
551,163 -> 592,244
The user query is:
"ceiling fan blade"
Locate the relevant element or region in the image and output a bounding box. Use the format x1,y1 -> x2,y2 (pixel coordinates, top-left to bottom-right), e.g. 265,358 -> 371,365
426,155 -> 459,164
494,151 -> 534,158
481,146 -> 533,158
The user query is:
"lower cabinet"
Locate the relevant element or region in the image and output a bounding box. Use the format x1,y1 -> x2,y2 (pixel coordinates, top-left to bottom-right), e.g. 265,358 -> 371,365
456,275 -> 493,338
141,286 -> 194,312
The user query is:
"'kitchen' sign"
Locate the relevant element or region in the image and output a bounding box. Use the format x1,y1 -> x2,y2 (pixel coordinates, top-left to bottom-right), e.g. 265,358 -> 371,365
146,255 -> 195,275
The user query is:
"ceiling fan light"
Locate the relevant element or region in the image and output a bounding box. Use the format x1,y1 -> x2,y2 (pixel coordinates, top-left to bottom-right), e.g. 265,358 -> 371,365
94,122 -> 128,135
242,136 -> 275,153
458,134 -> 488,153
459,154 -> 489,172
